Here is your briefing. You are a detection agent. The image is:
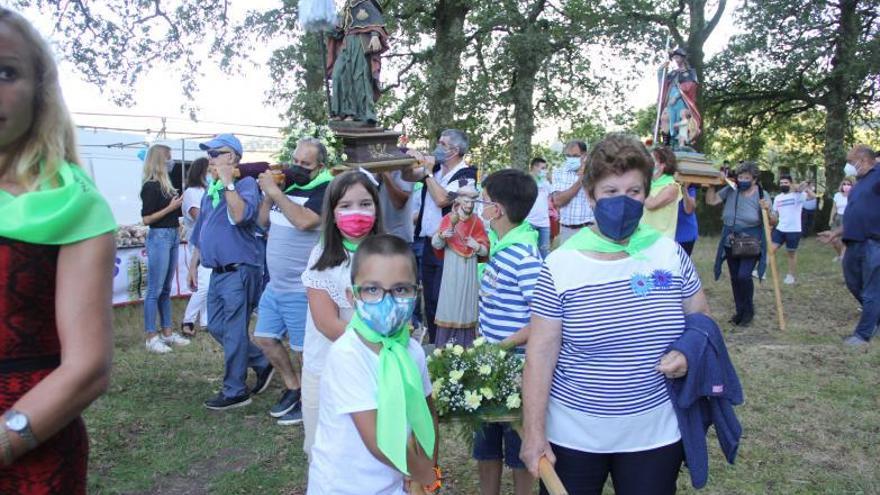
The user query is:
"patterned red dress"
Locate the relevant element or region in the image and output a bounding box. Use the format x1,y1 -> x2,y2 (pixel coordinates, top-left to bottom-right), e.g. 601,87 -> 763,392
0,237 -> 88,494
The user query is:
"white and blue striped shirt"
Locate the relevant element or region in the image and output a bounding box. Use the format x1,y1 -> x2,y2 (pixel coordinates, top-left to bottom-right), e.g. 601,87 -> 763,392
478,243 -> 542,349
532,237 -> 702,452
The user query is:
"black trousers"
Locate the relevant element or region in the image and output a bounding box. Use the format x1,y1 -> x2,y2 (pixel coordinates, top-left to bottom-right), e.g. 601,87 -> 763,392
543,441 -> 684,495
420,236 -> 443,344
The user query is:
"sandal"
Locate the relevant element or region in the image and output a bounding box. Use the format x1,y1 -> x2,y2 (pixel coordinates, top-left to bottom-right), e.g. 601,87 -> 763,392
180,322 -> 196,338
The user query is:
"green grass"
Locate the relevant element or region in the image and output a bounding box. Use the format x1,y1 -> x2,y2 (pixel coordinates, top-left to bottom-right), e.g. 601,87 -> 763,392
87,237 -> 880,494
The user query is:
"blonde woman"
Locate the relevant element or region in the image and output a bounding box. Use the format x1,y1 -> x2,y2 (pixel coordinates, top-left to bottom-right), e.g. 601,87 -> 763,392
0,9 -> 115,492
140,144 -> 188,353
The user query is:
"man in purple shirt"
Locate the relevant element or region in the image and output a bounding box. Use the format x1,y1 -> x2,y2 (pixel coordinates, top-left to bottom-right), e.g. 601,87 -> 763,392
189,134 -> 273,410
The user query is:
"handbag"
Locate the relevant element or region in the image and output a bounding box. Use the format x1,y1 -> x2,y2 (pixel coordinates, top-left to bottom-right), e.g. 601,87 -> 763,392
727,187 -> 762,259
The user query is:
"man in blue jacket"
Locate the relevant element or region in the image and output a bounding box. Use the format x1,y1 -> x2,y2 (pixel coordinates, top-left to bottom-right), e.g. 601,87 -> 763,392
819,145 -> 880,347
189,134 -> 273,410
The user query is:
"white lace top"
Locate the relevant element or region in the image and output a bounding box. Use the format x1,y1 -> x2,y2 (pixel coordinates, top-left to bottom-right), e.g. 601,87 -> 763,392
302,243 -> 355,375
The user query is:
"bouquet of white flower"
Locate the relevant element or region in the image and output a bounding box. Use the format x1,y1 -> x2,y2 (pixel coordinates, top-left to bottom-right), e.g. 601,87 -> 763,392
277,121 -> 347,167
427,337 -> 522,420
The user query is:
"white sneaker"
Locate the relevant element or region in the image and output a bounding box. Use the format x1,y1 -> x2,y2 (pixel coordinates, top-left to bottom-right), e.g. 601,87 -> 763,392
784,274 -> 796,285
161,332 -> 191,346
146,335 -> 172,354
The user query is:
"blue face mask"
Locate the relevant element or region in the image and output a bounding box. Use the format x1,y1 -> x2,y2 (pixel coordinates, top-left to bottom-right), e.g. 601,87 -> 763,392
433,145 -> 455,165
593,195 -> 644,241
564,156 -> 581,172
737,180 -> 752,191
354,294 -> 416,337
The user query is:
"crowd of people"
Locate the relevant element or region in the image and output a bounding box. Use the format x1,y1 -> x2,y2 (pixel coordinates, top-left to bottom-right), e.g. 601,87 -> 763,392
2,7 -> 879,495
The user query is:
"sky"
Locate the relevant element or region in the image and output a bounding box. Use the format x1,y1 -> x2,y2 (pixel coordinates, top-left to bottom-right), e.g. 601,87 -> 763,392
23,0 -> 741,151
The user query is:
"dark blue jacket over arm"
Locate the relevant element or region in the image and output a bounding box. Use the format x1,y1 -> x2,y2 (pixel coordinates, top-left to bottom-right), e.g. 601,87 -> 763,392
666,313 -> 744,489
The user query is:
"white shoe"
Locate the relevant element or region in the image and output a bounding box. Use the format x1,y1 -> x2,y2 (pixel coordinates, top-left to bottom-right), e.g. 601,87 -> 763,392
146,335 -> 172,354
783,274 -> 796,285
161,332 -> 191,346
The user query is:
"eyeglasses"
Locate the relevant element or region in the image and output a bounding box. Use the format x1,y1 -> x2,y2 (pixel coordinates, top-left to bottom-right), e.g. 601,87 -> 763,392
207,149 -> 233,158
352,283 -> 419,303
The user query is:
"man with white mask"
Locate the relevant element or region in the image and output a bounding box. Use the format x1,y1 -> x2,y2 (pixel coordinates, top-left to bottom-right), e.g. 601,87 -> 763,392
820,145 -> 880,347
551,140 -> 594,244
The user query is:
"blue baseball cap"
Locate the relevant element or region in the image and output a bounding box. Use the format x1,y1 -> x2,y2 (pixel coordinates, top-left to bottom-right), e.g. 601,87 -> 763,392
200,133 -> 243,157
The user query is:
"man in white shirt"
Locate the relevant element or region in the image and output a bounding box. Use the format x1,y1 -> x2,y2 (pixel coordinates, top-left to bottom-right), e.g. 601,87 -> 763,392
404,129 -> 477,344
551,140 -> 594,244
771,175 -> 816,284
525,157 -> 551,258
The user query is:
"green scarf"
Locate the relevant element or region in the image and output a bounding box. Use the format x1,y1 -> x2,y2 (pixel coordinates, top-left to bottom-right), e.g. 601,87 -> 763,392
349,312 -> 436,475
479,222 -> 540,279
342,238 -> 360,253
207,179 -> 224,208
284,168 -> 333,193
651,173 -> 676,191
0,162 -> 117,245
560,224 -> 661,260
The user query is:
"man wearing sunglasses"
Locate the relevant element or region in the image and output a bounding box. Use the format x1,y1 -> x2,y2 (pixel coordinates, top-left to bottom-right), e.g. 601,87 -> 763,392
189,133 -> 272,410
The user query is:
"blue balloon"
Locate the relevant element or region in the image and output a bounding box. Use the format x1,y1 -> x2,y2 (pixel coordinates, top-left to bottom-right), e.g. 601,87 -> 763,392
137,147 -> 147,161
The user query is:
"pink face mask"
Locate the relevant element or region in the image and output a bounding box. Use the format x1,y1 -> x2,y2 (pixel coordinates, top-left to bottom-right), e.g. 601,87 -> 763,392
335,210 -> 375,238
842,184 -> 852,194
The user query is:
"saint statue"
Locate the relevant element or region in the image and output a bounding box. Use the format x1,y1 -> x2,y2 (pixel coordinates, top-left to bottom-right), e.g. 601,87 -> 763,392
326,0 -> 389,125
658,47 -> 702,148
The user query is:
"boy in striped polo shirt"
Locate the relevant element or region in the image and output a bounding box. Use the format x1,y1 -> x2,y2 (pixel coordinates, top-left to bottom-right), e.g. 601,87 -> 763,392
473,169 -> 541,495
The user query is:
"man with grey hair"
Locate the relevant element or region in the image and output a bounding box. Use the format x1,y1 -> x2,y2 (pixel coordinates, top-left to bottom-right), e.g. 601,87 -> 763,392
253,137 -> 332,423
404,128 -> 478,343
820,144 -> 880,347
551,140 -> 594,244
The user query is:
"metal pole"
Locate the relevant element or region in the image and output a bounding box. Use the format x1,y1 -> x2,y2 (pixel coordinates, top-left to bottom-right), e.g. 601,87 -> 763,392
653,36 -> 672,145
319,31 -> 332,119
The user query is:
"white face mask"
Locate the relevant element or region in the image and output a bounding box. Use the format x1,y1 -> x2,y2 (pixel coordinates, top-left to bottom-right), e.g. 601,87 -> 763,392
844,162 -> 858,177
564,157 -> 581,171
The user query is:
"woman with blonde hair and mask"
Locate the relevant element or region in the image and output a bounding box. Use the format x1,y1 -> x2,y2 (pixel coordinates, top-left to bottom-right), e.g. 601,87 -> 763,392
140,143 -> 189,353
0,9 -> 116,492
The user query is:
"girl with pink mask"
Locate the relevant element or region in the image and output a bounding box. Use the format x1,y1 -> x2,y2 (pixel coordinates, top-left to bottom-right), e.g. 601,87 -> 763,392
300,171 -> 383,457
830,177 -> 855,262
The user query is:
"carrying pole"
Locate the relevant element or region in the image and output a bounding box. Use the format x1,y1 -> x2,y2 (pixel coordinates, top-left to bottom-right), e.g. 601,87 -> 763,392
761,207 -> 786,331
319,31 -> 333,118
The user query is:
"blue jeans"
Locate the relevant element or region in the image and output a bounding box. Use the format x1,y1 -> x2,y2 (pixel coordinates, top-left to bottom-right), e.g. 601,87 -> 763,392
842,240 -> 880,341
207,264 -> 269,398
144,227 -> 179,333
725,249 -> 758,318
533,225 -> 551,259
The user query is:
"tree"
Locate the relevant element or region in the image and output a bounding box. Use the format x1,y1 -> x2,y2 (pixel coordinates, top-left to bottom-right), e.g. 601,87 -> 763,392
707,0 -> 880,224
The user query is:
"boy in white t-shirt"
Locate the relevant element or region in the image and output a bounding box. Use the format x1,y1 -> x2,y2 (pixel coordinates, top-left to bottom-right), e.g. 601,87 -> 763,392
308,234 -> 438,495
770,175 -> 816,284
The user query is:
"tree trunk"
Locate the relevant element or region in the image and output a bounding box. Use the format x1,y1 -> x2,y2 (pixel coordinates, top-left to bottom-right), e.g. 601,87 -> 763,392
820,0 -> 859,230
510,63 -> 540,169
426,0 -> 470,143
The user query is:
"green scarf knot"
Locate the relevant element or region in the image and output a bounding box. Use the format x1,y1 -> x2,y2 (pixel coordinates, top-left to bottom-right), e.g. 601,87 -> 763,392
479,222 -> 539,279
207,179 -> 225,208
284,168 -> 333,193
349,313 -> 436,475
560,224 -> 661,260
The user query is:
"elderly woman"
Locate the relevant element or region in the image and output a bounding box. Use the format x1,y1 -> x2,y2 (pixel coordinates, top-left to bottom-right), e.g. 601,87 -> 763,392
520,134 -> 710,495
705,161 -> 771,327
